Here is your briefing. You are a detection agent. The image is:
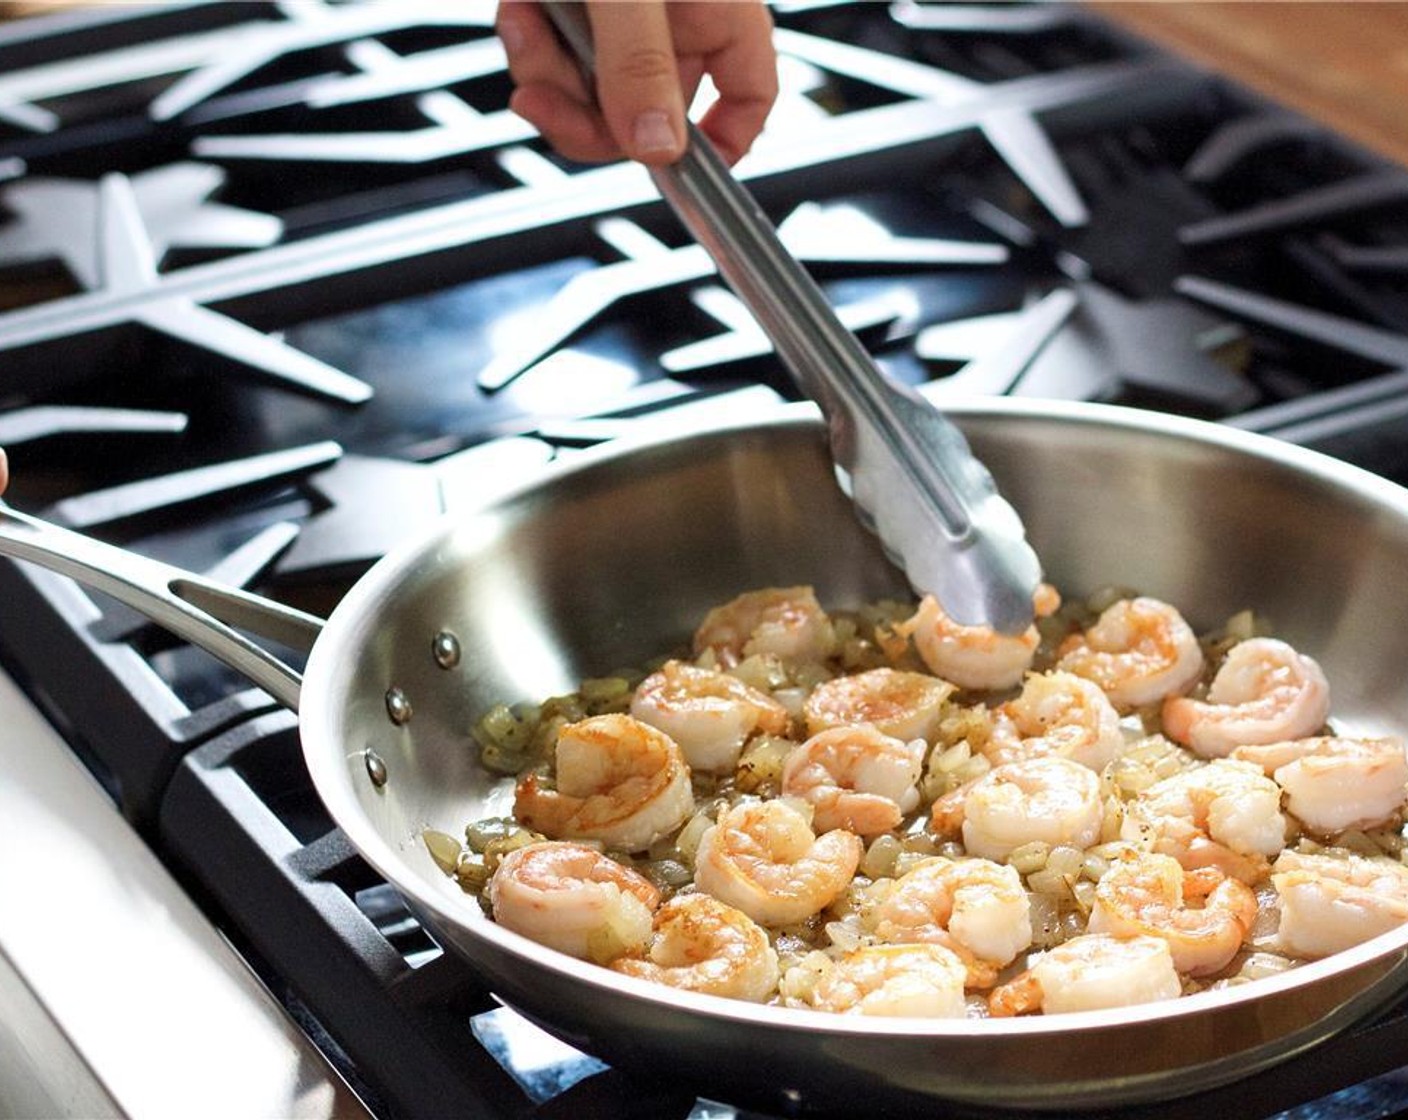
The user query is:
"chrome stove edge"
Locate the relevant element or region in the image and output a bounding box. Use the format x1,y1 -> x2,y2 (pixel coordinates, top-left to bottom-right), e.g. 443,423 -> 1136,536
0,666 -> 371,1120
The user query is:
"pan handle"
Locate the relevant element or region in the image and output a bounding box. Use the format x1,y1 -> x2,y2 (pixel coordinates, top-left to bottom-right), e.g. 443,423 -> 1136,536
0,503 -> 319,711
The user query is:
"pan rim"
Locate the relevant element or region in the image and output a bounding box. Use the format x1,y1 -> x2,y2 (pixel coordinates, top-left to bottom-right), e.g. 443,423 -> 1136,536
300,396 -> 1408,1041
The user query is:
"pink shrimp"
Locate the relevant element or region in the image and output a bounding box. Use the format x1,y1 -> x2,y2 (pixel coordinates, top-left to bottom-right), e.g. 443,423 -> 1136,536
1162,638 -> 1330,758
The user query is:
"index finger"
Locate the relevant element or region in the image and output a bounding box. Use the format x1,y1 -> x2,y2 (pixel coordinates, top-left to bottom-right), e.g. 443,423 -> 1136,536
586,1 -> 688,164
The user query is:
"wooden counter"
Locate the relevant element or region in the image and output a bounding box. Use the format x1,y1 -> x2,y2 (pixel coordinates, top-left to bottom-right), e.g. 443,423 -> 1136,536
1091,2 -> 1408,168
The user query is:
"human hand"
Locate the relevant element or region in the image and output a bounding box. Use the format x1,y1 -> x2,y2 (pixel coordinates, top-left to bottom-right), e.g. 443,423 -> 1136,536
496,0 -> 777,167
0,448 -> 8,497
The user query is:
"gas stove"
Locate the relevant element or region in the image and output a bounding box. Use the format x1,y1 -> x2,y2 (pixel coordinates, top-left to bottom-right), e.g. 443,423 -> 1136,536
3,3 -> 1408,1117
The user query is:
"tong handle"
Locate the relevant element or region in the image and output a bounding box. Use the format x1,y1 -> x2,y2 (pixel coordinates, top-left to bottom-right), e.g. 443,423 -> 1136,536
542,2 -> 1041,633
542,1 -> 970,534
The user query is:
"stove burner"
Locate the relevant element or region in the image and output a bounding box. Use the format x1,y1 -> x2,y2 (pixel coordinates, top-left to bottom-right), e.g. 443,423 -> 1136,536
195,81 -> 535,165
918,285 -> 1077,396
45,440 -> 340,530
0,2 -> 1193,427
478,203 -> 1005,390
1177,276 -> 1408,374
148,0 -> 494,122
1180,169 -> 1408,248
273,435 -> 556,576
1184,112 -> 1339,185
773,24 -> 1098,226
0,162 -> 280,287
889,0 -> 1078,34
0,162 -> 370,402
0,403 -> 186,445
0,4 -> 279,135
918,280 -> 1252,413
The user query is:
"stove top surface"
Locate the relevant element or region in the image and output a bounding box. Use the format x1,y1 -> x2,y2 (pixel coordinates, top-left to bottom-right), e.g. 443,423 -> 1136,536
4,3 -> 1408,1118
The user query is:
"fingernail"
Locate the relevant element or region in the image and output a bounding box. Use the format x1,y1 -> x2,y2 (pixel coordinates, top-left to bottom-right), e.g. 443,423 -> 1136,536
632,110 -> 678,155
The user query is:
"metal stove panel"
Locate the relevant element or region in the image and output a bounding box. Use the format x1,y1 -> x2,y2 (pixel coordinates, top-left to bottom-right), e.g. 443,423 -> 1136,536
0,667 -> 367,1119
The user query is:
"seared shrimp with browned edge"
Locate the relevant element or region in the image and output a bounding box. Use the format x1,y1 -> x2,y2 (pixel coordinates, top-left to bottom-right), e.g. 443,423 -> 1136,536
1272,848 -> 1408,958
794,943 -> 969,1017
1056,596 -> 1203,710
630,659 -> 791,774
780,725 -> 927,837
693,585 -> 837,668
984,669 -> 1124,771
1233,736 -> 1408,835
1162,637 -> 1330,758
693,799 -> 862,926
488,841 -> 660,962
1121,758 -> 1286,883
514,712 -> 694,853
1087,850 -> 1256,976
873,855 -> 1033,987
895,584 -> 1061,692
802,666 -> 953,742
933,756 -> 1103,864
987,933 -> 1181,1016
611,892 -> 780,1002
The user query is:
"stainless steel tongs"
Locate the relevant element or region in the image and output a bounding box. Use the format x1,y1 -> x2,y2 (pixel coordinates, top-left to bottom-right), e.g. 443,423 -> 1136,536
543,2 -> 1041,633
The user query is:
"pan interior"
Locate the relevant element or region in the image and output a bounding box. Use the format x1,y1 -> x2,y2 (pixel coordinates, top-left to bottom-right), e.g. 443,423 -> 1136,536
300,401 -> 1408,1107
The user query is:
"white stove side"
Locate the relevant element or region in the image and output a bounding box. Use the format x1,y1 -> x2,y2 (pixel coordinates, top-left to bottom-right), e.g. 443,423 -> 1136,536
0,665 -> 370,1120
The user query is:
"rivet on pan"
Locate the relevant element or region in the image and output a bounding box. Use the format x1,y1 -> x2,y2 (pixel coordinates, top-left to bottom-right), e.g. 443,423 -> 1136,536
432,630 -> 462,669
364,748 -> 389,789
385,687 -> 412,725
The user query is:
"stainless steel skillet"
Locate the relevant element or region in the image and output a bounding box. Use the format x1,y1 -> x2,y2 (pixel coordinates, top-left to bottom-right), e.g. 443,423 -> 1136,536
3,399 -> 1408,1113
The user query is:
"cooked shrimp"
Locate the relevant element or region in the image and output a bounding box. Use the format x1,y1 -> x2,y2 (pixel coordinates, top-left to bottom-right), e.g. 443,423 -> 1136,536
629,660 -> 792,774
985,670 -> 1124,771
895,584 -> 1061,692
488,841 -> 660,962
1121,759 -> 1286,883
803,667 -> 954,742
801,944 -> 968,1017
874,856 -> 1033,986
514,713 -> 694,853
611,893 -> 780,1002
936,756 -> 1103,863
693,799 -> 862,927
1272,849 -> 1408,959
1234,736 -> 1408,835
1162,637 -> 1330,758
780,725 -> 927,837
1056,596 -> 1203,709
693,586 -> 836,667
1087,851 -> 1256,976
988,933 -> 1181,1017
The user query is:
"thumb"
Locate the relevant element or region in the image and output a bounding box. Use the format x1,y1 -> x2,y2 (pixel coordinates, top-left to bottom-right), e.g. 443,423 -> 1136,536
585,1 -> 687,164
